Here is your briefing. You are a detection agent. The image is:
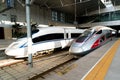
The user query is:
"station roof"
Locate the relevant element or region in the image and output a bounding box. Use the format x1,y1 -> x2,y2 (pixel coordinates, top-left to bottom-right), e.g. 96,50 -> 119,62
31,0 -> 106,16
111,0 -> 120,6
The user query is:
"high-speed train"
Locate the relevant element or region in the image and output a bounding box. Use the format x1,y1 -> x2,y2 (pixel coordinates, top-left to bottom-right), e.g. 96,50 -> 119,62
69,26 -> 113,56
5,27 -> 85,58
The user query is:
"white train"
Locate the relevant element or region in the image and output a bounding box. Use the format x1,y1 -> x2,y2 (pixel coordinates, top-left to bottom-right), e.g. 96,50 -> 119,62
69,26 -> 113,56
5,27 -> 85,58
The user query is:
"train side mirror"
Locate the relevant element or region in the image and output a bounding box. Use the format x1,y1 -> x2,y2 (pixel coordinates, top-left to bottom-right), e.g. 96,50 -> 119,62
96,30 -> 102,34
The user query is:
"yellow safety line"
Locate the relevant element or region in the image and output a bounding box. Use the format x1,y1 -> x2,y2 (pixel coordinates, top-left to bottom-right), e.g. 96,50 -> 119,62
83,39 -> 120,80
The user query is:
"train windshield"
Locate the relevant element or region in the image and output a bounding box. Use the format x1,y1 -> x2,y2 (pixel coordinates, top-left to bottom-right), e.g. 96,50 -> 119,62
20,29 -> 39,38
81,29 -> 93,36
76,29 -> 95,42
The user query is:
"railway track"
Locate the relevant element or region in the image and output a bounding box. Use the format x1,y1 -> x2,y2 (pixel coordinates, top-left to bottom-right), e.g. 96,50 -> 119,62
0,50 -> 7,60
0,50 -> 75,80
34,57 -> 76,80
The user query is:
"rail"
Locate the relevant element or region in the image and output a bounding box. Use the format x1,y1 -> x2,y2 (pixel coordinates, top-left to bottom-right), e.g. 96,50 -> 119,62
0,51 -> 74,80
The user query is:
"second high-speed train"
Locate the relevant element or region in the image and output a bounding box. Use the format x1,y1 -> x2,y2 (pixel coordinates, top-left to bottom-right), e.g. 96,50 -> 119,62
69,26 -> 113,56
5,27 -> 85,58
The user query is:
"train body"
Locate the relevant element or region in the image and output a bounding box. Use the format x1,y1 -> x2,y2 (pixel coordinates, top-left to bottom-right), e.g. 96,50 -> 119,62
5,27 -> 85,58
69,26 -> 113,56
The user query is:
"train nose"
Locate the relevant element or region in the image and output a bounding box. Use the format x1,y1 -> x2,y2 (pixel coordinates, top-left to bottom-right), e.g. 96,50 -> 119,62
69,46 -> 83,54
5,48 -> 26,58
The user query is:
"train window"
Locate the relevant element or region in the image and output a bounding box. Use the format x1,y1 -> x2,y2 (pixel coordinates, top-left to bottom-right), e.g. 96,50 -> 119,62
106,30 -> 111,38
32,33 -> 64,43
32,29 -> 39,34
76,36 -> 87,42
96,30 -> 102,34
20,29 -> 39,38
71,33 -> 81,38
101,36 -> 105,42
75,29 -> 95,42
82,29 -> 92,36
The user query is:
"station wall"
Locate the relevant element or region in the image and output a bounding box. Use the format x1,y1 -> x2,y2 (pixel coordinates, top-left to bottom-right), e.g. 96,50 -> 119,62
0,1 -> 75,39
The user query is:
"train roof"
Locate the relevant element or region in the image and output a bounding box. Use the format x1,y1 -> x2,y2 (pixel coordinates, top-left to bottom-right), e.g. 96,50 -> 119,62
37,27 -> 76,30
91,26 -> 114,31
31,27 -> 85,38
37,27 -> 85,32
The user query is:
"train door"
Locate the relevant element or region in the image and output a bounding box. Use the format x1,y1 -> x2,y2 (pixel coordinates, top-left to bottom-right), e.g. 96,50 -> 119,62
61,29 -> 69,48
68,31 -> 72,46
0,27 -> 5,39
65,30 -> 72,47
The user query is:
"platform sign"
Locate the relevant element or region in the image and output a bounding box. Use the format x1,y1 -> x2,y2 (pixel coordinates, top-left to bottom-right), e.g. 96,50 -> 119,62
0,0 -> 14,13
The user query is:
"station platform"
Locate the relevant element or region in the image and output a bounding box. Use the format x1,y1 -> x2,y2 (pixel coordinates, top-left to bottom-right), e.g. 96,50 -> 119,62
41,38 -> 120,80
0,39 -> 15,49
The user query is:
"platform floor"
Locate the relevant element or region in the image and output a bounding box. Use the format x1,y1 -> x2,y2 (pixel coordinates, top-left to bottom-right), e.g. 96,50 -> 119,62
38,38 -> 120,80
82,38 -> 120,80
0,39 -> 15,49
105,40 -> 120,80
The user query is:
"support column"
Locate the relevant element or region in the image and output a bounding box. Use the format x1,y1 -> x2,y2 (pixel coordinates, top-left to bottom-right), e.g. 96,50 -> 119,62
26,0 -> 33,68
